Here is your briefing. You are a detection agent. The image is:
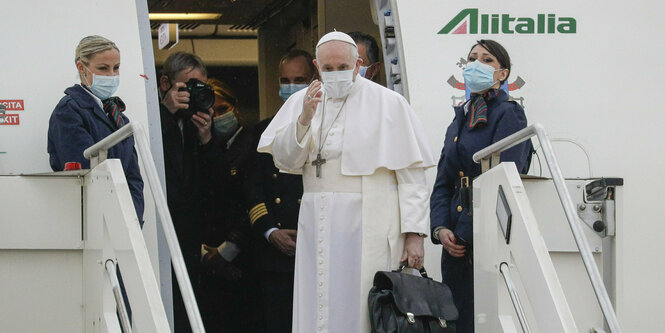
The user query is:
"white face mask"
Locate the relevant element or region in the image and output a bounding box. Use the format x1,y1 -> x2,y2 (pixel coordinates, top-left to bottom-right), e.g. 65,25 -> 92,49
321,69 -> 355,99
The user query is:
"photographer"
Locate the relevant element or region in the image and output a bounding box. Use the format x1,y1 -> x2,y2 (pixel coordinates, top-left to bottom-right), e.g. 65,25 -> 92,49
157,51 -> 215,333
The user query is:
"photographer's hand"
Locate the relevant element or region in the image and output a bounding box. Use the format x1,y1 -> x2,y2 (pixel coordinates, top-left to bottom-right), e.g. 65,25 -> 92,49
162,82 -> 189,114
192,108 -> 213,144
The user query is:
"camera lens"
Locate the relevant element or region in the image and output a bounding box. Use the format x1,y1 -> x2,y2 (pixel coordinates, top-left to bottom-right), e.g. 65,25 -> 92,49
182,78 -> 215,117
193,84 -> 215,111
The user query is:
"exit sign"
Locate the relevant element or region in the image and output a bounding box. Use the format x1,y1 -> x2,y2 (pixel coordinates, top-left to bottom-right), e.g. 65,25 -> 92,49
158,23 -> 179,50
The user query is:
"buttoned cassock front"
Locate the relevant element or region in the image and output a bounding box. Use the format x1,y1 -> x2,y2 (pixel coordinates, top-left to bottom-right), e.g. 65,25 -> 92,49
259,76 -> 435,332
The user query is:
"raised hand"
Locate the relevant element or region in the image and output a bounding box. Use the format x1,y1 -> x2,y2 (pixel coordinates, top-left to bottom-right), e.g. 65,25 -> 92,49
298,80 -> 323,126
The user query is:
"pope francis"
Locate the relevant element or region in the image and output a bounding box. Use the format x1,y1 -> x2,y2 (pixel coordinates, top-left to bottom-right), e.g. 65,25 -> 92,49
258,31 -> 435,333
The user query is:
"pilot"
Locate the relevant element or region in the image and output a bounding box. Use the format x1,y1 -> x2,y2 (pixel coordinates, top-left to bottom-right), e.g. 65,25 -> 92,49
244,49 -> 316,333
429,39 -> 533,333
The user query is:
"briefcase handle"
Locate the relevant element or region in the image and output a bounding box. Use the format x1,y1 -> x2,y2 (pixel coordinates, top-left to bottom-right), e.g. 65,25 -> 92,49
398,261 -> 429,278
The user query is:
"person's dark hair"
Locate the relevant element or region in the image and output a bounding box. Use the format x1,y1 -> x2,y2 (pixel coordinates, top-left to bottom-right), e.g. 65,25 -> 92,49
279,49 -> 318,81
468,39 -> 511,84
348,31 -> 380,65
161,51 -> 207,81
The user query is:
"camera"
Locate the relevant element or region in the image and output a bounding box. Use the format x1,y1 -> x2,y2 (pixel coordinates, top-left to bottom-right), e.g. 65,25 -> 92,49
178,78 -> 215,118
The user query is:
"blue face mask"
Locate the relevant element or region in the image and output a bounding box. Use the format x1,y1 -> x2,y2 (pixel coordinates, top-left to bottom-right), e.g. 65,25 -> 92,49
463,60 -> 501,93
358,65 -> 369,78
85,66 -> 119,100
279,83 -> 309,101
213,111 -> 238,138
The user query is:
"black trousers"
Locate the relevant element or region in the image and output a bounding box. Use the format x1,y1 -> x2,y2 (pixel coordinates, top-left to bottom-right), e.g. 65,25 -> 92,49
441,253 -> 474,333
258,271 -> 295,333
197,261 -> 262,333
172,243 -> 202,333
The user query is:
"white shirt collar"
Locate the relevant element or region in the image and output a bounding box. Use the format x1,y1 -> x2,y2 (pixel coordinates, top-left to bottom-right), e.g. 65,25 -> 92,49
81,84 -> 103,109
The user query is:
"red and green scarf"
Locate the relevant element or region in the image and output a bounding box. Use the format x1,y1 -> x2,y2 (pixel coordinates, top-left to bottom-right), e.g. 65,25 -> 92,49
468,89 -> 498,129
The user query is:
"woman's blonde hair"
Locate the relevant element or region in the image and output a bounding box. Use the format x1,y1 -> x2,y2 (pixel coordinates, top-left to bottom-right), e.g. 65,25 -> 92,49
75,35 -> 119,65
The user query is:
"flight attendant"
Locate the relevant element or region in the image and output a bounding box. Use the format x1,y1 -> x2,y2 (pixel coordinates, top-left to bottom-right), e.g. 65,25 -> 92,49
48,35 -> 143,222
429,39 -> 532,333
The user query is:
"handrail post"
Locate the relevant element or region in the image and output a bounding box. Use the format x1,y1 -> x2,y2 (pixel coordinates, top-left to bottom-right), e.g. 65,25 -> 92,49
500,262 -> 532,333
85,122 -> 206,332
472,123 -> 622,333
105,260 -> 133,333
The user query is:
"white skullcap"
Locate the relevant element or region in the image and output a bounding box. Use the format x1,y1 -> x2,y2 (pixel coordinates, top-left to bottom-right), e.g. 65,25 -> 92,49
316,31 -> 357,49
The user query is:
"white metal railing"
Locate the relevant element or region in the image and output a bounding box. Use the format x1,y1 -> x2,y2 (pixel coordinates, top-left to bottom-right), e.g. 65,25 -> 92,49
499,262 -> 532,333
84,122 -> 205,333
105,260 -> 133,333
473,123 -> 621,333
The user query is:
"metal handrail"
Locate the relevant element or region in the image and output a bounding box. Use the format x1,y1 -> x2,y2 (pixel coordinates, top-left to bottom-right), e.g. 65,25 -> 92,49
472,123 -> 622,333
499,263 -> 532,333
105,260 -> 133,333
84,122 -> 205,333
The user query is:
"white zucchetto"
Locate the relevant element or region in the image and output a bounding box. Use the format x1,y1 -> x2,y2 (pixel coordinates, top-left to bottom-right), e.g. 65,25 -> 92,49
316,31 -> 358,49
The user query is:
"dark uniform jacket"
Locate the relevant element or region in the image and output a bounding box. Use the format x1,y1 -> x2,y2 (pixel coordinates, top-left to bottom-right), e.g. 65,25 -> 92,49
48,84 -> 144,221
160,103 -> 215,259
430,89 -> 532,246
200,125 -> 254,262
246,117 -> 303,272
429,89 -> 532,333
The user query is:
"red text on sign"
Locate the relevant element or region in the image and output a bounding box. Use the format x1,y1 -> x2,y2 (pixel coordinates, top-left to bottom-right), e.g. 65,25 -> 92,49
0,114 -> 20,125
0,100 -> 25,111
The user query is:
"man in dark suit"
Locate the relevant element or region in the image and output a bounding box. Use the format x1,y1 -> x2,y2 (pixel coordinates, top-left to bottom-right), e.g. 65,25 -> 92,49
349,31 -> 382,83
245,49 -> 316,333
157,51 -> 215,333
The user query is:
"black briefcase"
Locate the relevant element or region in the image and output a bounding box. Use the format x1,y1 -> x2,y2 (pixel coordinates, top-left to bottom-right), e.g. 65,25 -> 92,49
368,264 -> 458,333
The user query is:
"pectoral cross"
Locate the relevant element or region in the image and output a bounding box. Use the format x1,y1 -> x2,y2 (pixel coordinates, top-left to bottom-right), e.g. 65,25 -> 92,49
311,153 -> 327,178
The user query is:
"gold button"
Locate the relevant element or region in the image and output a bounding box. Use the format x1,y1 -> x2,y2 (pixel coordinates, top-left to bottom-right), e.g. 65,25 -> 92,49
457,205 -> 463,212
453,136 -> 458,142
272,173 -> 278,179
230,168 -> 238,176
277,222 -> 282,227
297,199 -> 302,204
275,198 -> 281,204
459,171 -> 464,177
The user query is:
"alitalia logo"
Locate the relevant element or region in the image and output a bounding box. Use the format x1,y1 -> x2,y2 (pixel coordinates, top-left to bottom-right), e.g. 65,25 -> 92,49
439,8 -> 577,34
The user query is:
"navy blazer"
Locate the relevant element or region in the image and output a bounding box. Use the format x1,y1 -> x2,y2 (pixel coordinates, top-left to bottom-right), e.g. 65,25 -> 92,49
47,84 -> 144,221
430,89 -> 531,245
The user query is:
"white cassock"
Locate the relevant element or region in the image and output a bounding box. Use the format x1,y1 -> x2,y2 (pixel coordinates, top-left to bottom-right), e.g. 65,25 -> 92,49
258,76 -> 435,333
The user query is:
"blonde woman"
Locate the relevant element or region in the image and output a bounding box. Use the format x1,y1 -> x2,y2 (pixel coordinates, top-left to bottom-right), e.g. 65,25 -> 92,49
47,35 -> 144,222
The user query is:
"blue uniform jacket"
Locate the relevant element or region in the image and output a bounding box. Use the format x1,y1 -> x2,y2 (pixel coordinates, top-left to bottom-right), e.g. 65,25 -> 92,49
430,89 -> 531,246
47,84 -> 144,221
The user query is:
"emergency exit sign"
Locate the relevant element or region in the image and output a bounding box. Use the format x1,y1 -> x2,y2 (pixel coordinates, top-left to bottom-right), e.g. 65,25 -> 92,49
158,23 -> 179,49
0,100 -> 24,111
0,114 -> 20,125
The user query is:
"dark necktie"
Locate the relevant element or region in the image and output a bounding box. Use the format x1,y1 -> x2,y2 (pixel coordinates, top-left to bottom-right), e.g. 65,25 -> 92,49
102,96 -> 126,129
468,89 -> 498,128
